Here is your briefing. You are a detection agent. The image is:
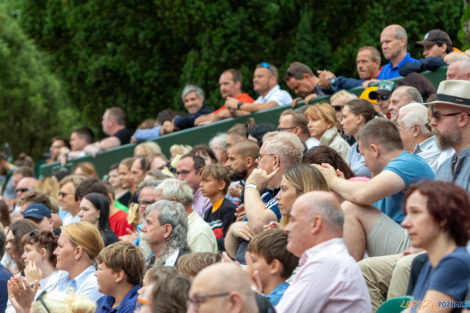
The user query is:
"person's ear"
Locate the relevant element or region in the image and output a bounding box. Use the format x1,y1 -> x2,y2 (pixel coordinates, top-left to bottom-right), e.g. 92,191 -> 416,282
270,259 -> 282,276
246,157 -> 255,169
272,154 -> 281,168
370,143 -> 379,157
218,180 -> 226,192
311,215 -> 322,234
114,270 -> 126,284
412,124 -> 421,137
74,246 -> 84,260
163,224 -> 173,239
40,247 -> 48,260
228,291 -> 244,312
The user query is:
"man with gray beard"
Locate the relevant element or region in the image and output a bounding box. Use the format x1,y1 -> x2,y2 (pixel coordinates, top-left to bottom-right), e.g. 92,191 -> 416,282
429,80 -> 470,192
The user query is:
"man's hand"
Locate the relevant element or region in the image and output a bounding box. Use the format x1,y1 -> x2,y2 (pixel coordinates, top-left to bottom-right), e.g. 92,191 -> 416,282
291,97 -> 303,108
230,221 -> 255,241
235,204 -> 246,221
304,93 -> 318,105
119,228 -> 138,243
245,168 -> 279,191
195,114 -> 215,126
317,70 -> 336,90
161,120 -> 175,135
313,163 -> 339,186
228,183 -> 243,198
225,97 -> 239,112
362,79 -> 380,89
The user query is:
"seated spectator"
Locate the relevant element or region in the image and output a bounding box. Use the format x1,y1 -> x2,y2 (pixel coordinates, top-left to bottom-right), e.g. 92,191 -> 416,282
303,146 -> 355,179
200,165 -> 236,251
0,231 -> 12,313
304,103 -> 351,161
23,203 -> 53,232
195,69 -> 255,125
3,219 -> 39,274
78,193 -> 119,246
246,229 -> 298,306
0,201 -> 10,229
247,123 -> 275,147
227,122 -> 250,149
132,109 -> 178,142
226,63 -> 292,114
315,118 -> 434,261
318,46 -> 382,94
118,157 -> 135,207
341,99 -> 377,177
329,90 -> 358,123
147,153 -> 170,173
102,181 -> 133,235
73,162 -> 98,179
169,84 -> 213,132
19,191 -> 59,233
47,137 -> 69,164
35,177 -> 60,211
397,72 -> 436,101
107,164 -> 126,201
399,29 -> 451,76
95,241 -> 144,313
278,109 -> 319,149
446,58 -> 470,80
84,108 -> 133,156
368,80 -> 396,117
188,263 -> 259,313
209,133 -> 229,164
176,252 -> 221,279
191,145 -> 218,165
130,157 -> 150,202
277,191 -> 371,312
134,141 -> 162,158
54,222 -> 104,301
274,164 -> 329,228
145,169 -> 171,181
141,269 -> 191,313
389,86 -> 423,123
155,179 -> 218,253
377,24 -> 419,79
141,200 -> 190,268
284,61 -> 324,106
401,181 -> 470,313
58,127 -> 95,164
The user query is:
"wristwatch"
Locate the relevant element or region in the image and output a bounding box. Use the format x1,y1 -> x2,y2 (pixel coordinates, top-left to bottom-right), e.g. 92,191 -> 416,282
245,184 -> 259,191
237,101 -> 243,110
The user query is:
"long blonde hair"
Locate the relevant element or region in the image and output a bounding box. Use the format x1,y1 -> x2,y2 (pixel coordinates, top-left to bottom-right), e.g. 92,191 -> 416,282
31,291 -> 96,313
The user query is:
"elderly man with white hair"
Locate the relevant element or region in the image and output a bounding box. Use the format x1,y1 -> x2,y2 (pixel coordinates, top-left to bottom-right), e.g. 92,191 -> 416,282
397,103 -> 452,173
446,58 -> 470,80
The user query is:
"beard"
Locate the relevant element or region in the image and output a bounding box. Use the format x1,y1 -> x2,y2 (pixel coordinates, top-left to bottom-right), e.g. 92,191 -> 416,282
435,129 -> 461,150
229,168 -> 247,181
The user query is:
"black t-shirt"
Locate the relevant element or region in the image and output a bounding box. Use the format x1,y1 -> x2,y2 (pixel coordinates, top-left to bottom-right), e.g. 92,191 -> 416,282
112,128 -> 133,145
118,191 -> 132,207
204,198 -> 237,251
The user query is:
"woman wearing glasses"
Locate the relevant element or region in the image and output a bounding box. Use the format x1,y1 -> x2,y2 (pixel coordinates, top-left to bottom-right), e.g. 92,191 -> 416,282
78,193 -> 118,246
304,102 -> 350,162
401,181 -> 470,313
340,99 -> 377,177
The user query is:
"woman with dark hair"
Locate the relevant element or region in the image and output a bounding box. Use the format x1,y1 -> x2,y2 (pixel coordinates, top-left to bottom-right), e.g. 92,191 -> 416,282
3,219 -> 39,274
247,124 -> 275,147
303,146 -> 354,179
79,193 -> 118,246
341,99 -> 377,177
401,180 -> 470,313
191,145 -> 218,165
0,200 -> 11,229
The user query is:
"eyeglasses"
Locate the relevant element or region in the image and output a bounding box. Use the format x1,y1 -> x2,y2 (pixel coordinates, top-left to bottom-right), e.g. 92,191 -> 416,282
277,126 -> 296,131
187,292 -> 230,309
376,95 -> 389,101
136,297 -> 152,311
176,169 -> 192,176
58,191 -> 69,197
260,62 -> 274,74
424,120 -> 432,132
138,200 -> 155,207
256,153 -> 275,162
332,105 -> 343,112
431,111 -> 470,122
15,188 -> 31,194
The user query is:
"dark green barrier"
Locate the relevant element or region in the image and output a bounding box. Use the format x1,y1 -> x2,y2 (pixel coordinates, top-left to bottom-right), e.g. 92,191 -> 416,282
40,67 -> 447,178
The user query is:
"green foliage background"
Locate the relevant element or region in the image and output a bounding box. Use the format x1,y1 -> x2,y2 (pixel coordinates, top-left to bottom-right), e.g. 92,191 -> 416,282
0,0 -> 466,158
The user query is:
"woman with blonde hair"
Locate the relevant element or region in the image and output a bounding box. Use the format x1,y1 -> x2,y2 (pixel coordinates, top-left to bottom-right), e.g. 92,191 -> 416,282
275,164 -> 329,228
304,103 -> 350,161
73,162 -> 98,179
330,90 -> 358,122
53,222 -> 104,301
134,142 -> 162,158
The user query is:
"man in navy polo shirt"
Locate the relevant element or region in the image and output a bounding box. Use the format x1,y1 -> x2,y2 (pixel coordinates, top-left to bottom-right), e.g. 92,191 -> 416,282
377,24 -> 419,79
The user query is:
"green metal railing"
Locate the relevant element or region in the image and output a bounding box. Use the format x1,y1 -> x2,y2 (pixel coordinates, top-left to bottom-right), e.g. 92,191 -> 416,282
40,66 -> 447,178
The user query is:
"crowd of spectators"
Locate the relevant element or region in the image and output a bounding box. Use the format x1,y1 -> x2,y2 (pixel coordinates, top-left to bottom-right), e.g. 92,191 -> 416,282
0,24 -> 470,313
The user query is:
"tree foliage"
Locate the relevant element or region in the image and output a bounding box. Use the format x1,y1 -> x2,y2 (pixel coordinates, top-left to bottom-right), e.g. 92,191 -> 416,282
2,0 -> 466,156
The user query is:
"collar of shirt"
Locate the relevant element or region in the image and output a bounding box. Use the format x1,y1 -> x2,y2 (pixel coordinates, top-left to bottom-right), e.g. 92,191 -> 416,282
299,237 -> 345,267
413,136 -> 436,154
99,285 -> 140,312
164,249 -> 180,267
392,52 -> 414,70
57,265 -> 96,292
258,85 -> 281,103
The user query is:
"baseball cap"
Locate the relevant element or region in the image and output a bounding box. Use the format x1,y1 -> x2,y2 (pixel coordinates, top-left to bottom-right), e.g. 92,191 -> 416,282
416,29 -> 452,47
368,80 -> 396,100
23,203 -> 52,219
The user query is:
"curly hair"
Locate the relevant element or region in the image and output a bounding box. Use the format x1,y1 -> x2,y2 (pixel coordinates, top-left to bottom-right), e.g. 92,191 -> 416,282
22,231 -> 58,266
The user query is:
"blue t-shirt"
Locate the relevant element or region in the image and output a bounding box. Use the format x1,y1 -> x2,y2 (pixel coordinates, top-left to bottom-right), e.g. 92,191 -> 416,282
0,265 -> 12,312
374,152 -> 434,223
377,53 -> 419,79
268,282 -> 289,306
96,285 -> 140,313
412,247 -> 470,313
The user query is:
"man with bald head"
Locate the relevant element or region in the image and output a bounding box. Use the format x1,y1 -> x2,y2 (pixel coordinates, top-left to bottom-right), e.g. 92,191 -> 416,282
377,24 -> 419,79
276,192 -> 371,313
188,263 -> 258,313
446,58 -> 470,81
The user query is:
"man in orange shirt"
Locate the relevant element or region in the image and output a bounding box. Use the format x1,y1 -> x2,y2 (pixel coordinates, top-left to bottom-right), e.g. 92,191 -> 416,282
195,69 -> 254,125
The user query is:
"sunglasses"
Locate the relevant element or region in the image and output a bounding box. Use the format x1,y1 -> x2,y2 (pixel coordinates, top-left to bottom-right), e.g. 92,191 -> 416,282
16,188 -> 31,194
431,111 -> 470,121
376,94 -> 389,101
260,62 -> 274,74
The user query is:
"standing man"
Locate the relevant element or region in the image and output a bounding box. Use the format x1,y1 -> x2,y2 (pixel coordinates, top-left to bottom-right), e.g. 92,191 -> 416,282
195,69 -> 255,125
84,107 -> 132,156
226,63 -> 292,114
377,24 -> 419,79
277,192 -> 371,313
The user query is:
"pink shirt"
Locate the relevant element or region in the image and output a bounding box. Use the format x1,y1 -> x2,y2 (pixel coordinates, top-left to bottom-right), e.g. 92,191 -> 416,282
192,189 -> 211,217
276,238 -> 371,313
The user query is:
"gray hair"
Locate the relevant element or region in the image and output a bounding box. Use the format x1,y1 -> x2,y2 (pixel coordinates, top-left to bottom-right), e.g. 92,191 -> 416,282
181,84 -> 204,102
146,200 -> 189,262
155,178 -> 193,208
450,58 -> 470,74
399,103 -> 432,135
262,131 -> 305,168
137,178 -> 161,196
209,133 -> 228,151
393,24 -> 408,44
397,86 -> 423,103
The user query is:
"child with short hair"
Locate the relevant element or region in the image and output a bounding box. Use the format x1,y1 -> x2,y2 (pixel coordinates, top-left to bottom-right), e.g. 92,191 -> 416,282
246,229 -> 299,306
95,241 -> 145,313
200,164 -> 237,251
